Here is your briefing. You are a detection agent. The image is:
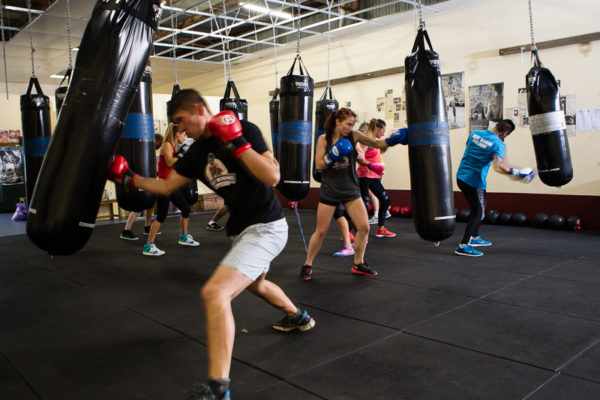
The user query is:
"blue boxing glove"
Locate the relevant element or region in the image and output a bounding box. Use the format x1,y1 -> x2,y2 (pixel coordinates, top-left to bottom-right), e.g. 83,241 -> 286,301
385,128 -> 408,146
510,167 -> 535,183
324,137 -> 353,166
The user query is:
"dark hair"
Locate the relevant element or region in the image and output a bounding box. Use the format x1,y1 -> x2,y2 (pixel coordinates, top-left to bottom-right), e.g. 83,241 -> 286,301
495,119 -> 515,134
167,89 -> 211,121
323,107 -> 357,147
366,118 -> 385,138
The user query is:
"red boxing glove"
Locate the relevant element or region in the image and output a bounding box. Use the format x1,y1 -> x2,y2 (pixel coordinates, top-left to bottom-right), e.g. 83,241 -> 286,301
367,162 -> 385,175
207,111 -> 252,158
108,155 -> 139,190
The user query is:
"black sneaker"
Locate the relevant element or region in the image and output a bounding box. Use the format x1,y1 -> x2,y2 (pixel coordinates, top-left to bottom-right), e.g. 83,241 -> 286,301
144,226 -> 161,236
351,262 -> 378,276
272,309 -> 315,332
120,229 -> 138,240
300,265 -> 312,281
206,221 -> 224,231
186,383 -> 230,400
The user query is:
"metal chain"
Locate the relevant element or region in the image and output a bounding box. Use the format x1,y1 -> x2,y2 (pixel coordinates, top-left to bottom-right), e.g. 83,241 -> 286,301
26,0 -> 35,76
528,0 -> 536,51
266,1 -> 279,89
418,0 -> 424,30
66,0 -> 72,69
169,0 -> 178,84
223,0 -> 233,81
1,0 -> 8,98
295,0 -> 301,56
326,0 -> 334,89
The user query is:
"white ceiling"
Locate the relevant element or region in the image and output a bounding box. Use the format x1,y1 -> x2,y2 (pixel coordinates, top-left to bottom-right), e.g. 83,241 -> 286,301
0,0 -> 467,90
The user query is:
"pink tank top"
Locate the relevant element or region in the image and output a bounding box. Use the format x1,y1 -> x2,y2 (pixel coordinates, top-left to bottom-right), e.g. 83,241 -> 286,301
357,147 -> 383,178
158,143 -> 175,179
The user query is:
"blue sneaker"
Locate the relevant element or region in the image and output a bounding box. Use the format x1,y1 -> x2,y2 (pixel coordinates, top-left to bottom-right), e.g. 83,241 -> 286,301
186,383 -> 230,400
455,245 -> 483,257
469,237 -> 492,247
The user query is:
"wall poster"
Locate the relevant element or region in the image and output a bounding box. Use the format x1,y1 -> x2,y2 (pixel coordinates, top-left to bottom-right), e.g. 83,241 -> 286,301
468,82 -> 504,133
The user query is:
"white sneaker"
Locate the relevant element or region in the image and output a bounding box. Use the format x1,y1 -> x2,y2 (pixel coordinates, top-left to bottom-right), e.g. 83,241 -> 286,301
385,210 -> 392,219
179,233 -> 200,247
368,215 -> 378,225
143,243 -> 165,256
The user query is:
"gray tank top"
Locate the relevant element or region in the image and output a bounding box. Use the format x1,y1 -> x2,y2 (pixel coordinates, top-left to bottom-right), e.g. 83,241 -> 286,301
320,133 -> 361,203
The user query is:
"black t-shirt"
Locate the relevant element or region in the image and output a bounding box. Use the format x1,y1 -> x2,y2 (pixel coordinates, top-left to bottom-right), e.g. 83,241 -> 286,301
175,119 -> 283,236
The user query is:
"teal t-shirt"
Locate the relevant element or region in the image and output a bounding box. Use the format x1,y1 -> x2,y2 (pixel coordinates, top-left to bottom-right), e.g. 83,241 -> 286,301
456,129 -> 505,189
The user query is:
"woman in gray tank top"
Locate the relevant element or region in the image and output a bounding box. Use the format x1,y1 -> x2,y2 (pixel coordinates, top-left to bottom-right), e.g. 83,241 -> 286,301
300,108 -> 390,280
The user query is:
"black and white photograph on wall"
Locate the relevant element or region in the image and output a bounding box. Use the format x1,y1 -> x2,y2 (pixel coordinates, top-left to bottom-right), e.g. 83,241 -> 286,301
0,147 -> 24,184
468,82 -> 504,133
376,97 -> 384,113
505,107 -> 519,128
441,72 -> 466,129
517,88 -> 529,127
560,94 -> 576,137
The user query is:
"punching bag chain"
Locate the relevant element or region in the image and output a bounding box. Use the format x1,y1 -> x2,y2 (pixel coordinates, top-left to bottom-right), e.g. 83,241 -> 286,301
1,0 -> 8,99
169,0 -> 178,84
294,207 -> 308,253
266,1 -> 279,89
26,0 -> 35,77
528,0 -> 537,51
222,0 -> 233,81
326,0 -> 334,89
66,0 -> 73,69
417,0 -> 425,30
295,0 -> 301,56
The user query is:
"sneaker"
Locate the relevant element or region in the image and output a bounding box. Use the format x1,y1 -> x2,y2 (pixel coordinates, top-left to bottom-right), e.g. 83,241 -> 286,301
385,210 -> 392,219
469,237 -> 492,247
186,383 -> 230,400
375,227 -> 396,238
368,215 -> 378,225
206,221 -> 224,231
300,265 -> 312,281
333,245 -> 355,257
272,309 -> 315,332
351,262 -> 378,276
144,226 -> 161,236
349,231 -> 355,242
120,229 -> 138,240
455,245 -> 483,257
143,243 -> 165,256
179,233 -> 200,246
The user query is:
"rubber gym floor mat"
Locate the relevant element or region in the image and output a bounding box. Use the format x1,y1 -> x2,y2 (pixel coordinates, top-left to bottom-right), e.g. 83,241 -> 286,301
525,375 -> 600,400
1,209 -> 599,399
405,299 -> 600,370
289,333 -> 553,400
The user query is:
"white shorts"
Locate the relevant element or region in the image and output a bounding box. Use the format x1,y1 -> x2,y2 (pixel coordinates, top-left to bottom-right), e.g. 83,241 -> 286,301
221,217 -> 288,281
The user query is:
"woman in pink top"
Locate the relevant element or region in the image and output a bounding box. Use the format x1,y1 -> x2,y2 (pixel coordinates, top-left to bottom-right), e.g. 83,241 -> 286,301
356,119 -> 396,238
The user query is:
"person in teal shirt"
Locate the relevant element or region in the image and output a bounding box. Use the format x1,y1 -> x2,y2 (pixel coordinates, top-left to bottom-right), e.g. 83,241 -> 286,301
455,119 -> 534,256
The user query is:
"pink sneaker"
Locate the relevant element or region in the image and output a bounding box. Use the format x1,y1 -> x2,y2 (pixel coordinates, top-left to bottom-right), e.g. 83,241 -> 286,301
333,245 -> 355,257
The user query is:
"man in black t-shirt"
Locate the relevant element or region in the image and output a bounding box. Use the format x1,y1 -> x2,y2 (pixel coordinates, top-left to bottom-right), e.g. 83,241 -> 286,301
108,89 -> 315,400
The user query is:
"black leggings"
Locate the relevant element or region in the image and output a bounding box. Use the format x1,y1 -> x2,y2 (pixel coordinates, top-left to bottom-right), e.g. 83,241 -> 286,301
155,189 -> 190,224
457,178 -> 486,245
359,177 -> 390,226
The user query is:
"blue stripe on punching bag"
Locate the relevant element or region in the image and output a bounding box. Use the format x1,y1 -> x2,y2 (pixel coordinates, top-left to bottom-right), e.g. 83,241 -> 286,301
279,121 -> 313,144
24,137 -> 51,156
121,113 -> 154,139
407,121 -> 450,147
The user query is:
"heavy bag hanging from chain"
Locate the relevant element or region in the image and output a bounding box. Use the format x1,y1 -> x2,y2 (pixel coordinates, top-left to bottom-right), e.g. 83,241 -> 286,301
220,79 -> 248,121
54,68 -> 72,115
27,0 -> 161,255
405,27 -> 455,242
21,76 -> 51,207
277,55 -> 314,201
312,86 -> 338,183
269,89 -> 280,160
115,65 -> 156,212
526,49 -> 573,187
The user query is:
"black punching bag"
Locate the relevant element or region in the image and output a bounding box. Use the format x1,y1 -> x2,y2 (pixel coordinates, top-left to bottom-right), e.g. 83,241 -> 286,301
21,76 -> 51,207
27,0 -> 161,255
277,55 -> 314,201
526,49 -> 573,187
312,87 -> 338,183
219,79 -> 248,121
269,89 -> 280,160
115,65 -> 157,212
54,68 -> 72,115
405,27 -> 455,242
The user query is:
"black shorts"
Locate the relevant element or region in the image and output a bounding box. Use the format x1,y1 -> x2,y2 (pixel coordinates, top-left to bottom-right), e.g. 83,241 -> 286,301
319,196 -> 361,207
